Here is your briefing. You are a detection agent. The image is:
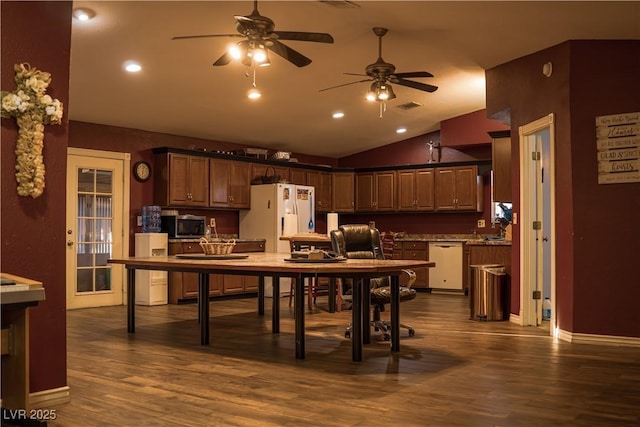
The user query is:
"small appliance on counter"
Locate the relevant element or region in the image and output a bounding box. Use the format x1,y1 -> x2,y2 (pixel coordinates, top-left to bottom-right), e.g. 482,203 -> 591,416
160,213 -> 206,238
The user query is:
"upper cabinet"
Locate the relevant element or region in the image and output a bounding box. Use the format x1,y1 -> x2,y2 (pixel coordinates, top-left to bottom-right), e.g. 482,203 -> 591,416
332,171 -> 355,212
397,169 -> 435,211
306,170 -> 332,212
490,131 -> 512,203
251,164 -> 290,184
288,168 -> 307,185
435,165 -> 482,211
154,153 -> 209,207
210,159 -> 251,209
355,171 -> 396,212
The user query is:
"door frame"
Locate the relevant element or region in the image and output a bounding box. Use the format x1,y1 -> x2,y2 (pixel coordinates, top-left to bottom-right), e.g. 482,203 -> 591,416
66,147 -> 130,309
518,114 -> 557,335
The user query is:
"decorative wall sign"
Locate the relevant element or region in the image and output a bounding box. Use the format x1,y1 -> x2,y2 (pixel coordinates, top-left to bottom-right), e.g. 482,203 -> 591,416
595,112 -> 639,184
1,63 -> 64,198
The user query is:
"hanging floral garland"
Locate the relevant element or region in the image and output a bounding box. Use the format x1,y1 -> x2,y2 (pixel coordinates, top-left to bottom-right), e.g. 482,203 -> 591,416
1,63 -> 64,198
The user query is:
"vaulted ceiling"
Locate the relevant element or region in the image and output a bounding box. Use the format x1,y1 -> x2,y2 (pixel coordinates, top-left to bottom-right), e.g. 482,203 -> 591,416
69,1 -> 639,158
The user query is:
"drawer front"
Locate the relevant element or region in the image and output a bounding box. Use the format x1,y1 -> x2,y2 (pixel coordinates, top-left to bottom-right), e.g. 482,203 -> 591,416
401,241 -> 428,251
234,241 -> 265,253
403,249 -> 427,260
181,242 -> 202,253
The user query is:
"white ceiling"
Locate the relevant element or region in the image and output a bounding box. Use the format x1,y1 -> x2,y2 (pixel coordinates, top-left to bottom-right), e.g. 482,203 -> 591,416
69,1 -> 639,158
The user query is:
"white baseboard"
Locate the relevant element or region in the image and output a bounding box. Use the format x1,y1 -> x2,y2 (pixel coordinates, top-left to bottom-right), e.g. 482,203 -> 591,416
509,313 -> 522,325
30,386 -> 70,408
557,330 -> 640,347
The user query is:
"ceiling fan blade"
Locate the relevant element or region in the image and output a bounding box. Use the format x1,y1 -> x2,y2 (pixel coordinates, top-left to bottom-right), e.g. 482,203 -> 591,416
319,79 -> 372,92
392,78 -> 438,93
269,39 -> 312,67
213,52 -> 233,67
172,34 -> 242,41
273,31 -> 334,44
393,71 -> 434,78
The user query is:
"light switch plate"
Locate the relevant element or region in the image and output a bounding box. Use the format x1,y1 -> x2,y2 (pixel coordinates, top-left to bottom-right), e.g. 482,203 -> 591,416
137,215 -> 142,226
477,219 -> 485,228
210,218 -> 216,228
513,213 -> 518,225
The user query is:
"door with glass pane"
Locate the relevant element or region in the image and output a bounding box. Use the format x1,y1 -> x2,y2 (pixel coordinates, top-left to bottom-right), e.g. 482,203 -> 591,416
66,150 -> 128,309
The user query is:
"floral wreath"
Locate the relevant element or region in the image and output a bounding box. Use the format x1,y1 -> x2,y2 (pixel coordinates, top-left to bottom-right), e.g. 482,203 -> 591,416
1,63 -> 64,198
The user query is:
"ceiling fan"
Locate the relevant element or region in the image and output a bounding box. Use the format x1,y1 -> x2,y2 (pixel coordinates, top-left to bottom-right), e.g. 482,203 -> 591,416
171,0 -> 334,68
320,27 -> 438,101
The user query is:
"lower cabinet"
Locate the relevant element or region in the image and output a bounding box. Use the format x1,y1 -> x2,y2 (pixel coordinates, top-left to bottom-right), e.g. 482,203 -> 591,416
462,243 -> 512,295
168,240 -> 265,303
396,241 -> 430,289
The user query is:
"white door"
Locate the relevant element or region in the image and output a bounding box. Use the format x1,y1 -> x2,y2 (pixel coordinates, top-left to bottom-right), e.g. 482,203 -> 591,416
519,114 -> 556,333
66,148 -> 130,309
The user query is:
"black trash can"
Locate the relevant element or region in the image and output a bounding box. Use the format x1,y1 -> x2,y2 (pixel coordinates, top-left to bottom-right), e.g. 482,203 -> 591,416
469,264 -> 506,321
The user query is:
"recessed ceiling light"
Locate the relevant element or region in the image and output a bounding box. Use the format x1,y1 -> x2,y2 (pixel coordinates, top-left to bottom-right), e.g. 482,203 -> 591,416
332,112 -> 344,119
247,88 -> 261,99
72,8 -> 95,21
396,127 -> 407,134
123,61 -> 142,73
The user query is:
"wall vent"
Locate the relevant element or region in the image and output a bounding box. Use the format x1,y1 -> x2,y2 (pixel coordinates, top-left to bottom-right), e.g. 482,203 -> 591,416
397,101 -> 423,111
318,1 -> 360,8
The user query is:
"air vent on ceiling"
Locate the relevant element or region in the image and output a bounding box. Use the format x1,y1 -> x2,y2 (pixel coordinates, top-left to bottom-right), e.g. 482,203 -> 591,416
397,101 -> 423,111
318,1 -> 360,8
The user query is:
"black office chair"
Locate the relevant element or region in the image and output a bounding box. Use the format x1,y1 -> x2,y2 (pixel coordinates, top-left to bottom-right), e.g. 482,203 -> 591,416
330,224 -> 417,340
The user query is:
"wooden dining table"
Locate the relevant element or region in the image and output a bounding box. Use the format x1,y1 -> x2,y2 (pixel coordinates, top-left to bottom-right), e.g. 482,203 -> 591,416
108,253 -> 432,361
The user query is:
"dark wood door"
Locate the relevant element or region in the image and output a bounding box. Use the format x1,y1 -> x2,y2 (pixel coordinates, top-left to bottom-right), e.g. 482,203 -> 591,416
374,171 -> 396,211
355,173 -> 374,211
229,161 -> 250,208
415,169 -> 435,211
209,158 -> 231,207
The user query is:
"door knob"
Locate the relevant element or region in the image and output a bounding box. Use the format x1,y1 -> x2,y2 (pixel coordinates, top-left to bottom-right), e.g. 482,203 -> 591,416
543,236 -> 549,242
67,240 -> 74,247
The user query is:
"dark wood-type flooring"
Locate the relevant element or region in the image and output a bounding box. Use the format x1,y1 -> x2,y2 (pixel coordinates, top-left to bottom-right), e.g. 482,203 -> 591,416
48,292 -> 639,426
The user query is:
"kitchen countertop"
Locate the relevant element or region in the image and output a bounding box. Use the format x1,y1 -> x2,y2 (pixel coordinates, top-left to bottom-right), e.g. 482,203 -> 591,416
395,234 -> 512,246
169,237 -> 266,244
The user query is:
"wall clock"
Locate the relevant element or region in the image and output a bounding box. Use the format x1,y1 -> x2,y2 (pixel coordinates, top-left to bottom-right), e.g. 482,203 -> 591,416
133,161 -> 151,182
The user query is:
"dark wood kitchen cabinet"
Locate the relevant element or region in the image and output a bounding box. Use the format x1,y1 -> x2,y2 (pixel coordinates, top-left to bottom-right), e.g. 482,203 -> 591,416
435,165 -> 482,211
397,168 -> 435,211
355,171 -> 396,212
168,240 -> 265,303
396,241 -> 429,289
490,130 -> 512,203
154,153 -> 209,207
306,170 -> 332,212
331,171 -> 355,212
463,243 -> 512,295
288,168 -> 307,185
209,159 -> 251,209
251,164 -> 290,184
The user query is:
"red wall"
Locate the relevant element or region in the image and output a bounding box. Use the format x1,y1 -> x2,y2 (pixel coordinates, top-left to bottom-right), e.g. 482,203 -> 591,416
486,40 -> 640,337
440,109 -> 509,147
1,1 -> 72,393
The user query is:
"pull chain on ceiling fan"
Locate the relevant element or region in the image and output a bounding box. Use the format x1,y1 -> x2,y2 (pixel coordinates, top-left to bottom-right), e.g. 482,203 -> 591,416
320,27 -> 438,117
171,0 -> 334,68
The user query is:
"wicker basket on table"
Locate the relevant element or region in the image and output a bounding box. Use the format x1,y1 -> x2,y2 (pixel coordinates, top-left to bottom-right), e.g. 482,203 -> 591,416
199,237 -> 236,255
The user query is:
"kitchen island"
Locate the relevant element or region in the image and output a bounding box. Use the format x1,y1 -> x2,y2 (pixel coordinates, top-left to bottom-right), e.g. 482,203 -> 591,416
108,253 -> 432,362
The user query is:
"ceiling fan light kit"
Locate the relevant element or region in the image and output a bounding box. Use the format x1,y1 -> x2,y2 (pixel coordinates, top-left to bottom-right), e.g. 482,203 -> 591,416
172,0 -> 333,69
320,27 -> 438,117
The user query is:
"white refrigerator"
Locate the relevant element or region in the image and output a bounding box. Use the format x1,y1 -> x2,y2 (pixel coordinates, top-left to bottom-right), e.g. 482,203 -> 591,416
239,183 -> 315,296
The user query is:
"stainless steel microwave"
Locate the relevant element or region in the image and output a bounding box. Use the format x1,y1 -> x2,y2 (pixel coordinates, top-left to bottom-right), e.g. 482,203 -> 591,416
160,215 -> 206,238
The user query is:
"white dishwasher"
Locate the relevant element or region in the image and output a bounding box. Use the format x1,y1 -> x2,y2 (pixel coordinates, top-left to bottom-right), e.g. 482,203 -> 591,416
428,242 -> 463,290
